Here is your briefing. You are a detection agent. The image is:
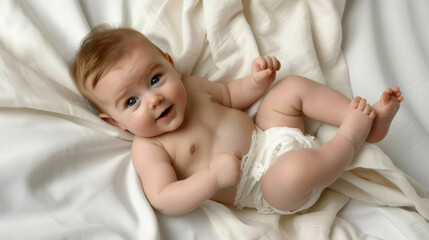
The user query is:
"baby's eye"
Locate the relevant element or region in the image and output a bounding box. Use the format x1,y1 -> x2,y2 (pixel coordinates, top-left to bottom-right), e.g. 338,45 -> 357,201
151,75 -> 160,86
126,97 -> 139,107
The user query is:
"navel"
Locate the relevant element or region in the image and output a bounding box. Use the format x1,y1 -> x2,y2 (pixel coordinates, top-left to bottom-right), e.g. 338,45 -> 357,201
190,144 -> 196,154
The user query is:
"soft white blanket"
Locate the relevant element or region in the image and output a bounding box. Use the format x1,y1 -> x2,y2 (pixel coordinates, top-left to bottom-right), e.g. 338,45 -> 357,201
0,0 -> 427,239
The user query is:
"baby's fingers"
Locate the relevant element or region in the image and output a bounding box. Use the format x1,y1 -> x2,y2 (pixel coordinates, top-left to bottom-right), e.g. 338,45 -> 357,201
262,56 -> 281,71
252,56 -> 267,71
253,56 -> 280,71
253,69 -> 272,82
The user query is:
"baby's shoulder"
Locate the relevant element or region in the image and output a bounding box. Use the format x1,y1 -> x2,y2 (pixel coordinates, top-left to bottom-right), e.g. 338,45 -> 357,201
132,136 -> 166,155
182,75 -> 212,89
182,75 -> 206,83
183,76 -> 221,100
132,134 -> 160,145
131,136 -> 173,164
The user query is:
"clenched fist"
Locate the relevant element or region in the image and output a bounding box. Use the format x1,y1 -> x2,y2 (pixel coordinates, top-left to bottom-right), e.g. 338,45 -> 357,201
251,56 -> 281,85
209,152 -> 242,189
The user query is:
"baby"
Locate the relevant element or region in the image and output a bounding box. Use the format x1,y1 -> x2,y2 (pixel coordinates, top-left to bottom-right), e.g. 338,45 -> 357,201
70,26 -> 403,216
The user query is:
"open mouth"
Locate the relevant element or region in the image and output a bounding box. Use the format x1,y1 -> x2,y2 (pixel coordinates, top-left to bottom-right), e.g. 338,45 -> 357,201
157,105 -> 173,120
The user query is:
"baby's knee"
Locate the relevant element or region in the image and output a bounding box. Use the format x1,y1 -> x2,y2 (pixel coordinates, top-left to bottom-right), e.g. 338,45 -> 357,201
275,75 -> 309,89
261,162 -> 314,210
262,155 -> 316,198
269,75 -> 313,100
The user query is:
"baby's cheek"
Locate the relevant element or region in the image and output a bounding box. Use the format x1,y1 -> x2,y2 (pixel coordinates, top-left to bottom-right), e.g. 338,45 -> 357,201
135,117 -> 160,137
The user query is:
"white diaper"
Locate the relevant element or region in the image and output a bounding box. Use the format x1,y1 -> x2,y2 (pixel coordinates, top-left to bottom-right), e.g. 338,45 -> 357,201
234,126 -> 322,214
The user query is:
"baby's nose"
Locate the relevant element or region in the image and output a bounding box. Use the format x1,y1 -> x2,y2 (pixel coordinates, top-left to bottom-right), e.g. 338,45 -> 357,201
149,95 -> 164,110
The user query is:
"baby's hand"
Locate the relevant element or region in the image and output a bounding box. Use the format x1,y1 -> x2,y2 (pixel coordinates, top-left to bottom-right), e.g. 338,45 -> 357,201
251,56 -> 281,85
209,152 -> 242,189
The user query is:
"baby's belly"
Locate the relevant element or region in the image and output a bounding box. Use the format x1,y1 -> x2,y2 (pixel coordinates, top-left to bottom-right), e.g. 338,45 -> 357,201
213,111 -> 255,158
210,111 -> 255,205
168,108 -> 255,204
170,109 -> 254,181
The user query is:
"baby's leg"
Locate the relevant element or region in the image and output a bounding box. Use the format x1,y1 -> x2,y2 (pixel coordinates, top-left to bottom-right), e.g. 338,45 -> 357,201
256,76 -> 352,132
367,87 -> 403,143
261,98 -> 374,212
256,76 -> 401,143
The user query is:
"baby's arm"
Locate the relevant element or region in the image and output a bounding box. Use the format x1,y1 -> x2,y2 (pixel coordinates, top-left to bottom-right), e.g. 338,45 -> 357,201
193,56 -> 280,109
132,138 -> 241,216
227,56 -> 281,109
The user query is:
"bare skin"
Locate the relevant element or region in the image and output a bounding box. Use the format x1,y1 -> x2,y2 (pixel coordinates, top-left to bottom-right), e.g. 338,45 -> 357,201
84,39 -> 402,216
367,87 -> 403,143
261,97 -> 375,211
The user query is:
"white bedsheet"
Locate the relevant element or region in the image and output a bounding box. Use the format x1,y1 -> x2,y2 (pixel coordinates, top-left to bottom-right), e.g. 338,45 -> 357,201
343,0 -> 429,193
0,0 -> 428,239
338,1 -> 429,238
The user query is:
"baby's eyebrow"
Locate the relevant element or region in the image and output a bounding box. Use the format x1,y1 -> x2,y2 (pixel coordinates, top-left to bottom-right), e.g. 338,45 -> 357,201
146,63 -> 161,75
112,76 -> 136,108
114,88 -> 129,108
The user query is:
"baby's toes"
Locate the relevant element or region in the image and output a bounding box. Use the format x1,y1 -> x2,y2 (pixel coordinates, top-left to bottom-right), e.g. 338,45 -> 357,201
357,98 -> 368,111
394,91 -> 404,102
369,110 -> 376,119
350,96 -> 361,109
381,91 -> 392,105
392,86 -> 401,93
363,103 -> 373,115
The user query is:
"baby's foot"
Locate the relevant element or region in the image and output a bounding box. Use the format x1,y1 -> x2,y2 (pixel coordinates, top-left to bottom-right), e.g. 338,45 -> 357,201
338,97 -> 375,151
366,87 -> 403,143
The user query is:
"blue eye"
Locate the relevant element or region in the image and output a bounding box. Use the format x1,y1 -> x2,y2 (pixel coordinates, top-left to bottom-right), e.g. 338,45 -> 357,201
151,76 -> 160,86
126,97 -> 139,107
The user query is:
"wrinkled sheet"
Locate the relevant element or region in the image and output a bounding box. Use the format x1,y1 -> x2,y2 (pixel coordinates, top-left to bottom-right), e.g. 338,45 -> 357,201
0,0 -> 428,239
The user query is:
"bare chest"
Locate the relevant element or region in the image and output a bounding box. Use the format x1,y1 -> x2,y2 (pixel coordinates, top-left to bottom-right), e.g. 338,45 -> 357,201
159,93 -> 255,180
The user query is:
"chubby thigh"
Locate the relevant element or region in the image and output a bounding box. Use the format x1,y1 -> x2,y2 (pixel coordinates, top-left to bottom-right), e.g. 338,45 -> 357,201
234,127 -> 320,214
255,76 -> 309,132
256,75 -> 351,132
261,148 -> 322,212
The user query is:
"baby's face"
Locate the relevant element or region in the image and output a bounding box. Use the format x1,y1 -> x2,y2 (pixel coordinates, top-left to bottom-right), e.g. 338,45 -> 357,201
86,44 -> 187,138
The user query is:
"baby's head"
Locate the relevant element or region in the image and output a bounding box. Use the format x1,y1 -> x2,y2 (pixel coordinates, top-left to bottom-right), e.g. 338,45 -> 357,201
71,25 -> 164,111
70,26 -> 187,137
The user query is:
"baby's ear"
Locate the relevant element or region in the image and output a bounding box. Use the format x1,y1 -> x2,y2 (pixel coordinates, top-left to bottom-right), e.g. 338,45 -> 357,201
165,53 -> 174,66
99,113 -> 126,131
165,53 -> 182,79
